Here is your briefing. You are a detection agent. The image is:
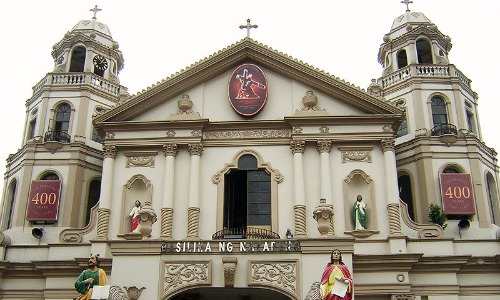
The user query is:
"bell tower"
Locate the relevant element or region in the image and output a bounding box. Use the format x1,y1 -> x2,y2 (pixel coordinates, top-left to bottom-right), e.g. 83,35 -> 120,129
371,3 -> 500,233
0,6 -> 128,243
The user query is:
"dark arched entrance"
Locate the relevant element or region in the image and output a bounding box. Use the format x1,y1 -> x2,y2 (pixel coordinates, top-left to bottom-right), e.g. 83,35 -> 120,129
170,287 -> 291,300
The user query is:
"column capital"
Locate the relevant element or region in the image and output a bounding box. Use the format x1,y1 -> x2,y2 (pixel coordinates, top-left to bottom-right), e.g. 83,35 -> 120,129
316,140 -> 332,153
290,140 -> 306,154
188,143 -> 203,156
381,138 -> 395,152
162,143 -> 178,157
103,145 -> 116,158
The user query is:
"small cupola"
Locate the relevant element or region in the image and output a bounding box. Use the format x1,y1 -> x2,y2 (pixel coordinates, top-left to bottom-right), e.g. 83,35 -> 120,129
378,2 -> 452,74
50,5 -> 124,83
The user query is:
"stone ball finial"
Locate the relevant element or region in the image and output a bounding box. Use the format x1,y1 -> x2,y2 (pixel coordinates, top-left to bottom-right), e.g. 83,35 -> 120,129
303,90 -> 318,110
178,94 -> 193,113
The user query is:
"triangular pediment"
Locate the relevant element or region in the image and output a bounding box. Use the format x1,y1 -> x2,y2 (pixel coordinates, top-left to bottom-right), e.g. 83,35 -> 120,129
95,38 -> 401,124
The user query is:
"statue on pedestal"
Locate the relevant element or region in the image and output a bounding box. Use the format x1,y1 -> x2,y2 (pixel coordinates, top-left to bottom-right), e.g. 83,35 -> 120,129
352,195 -> 368,231
74,255 -> 108,300
320,249 -> 353,300
129,200 -> 142,233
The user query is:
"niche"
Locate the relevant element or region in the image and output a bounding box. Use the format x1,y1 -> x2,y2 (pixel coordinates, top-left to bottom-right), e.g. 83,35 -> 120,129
343,169 -> 378,237
120,175 -> 152,234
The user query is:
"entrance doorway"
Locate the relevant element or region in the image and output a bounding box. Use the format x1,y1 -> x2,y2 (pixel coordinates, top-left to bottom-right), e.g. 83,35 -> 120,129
223,154 -> 271,236
170,287 -> 291,300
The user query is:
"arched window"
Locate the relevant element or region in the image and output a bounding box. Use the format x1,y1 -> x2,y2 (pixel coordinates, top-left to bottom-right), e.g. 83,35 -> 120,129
223,154 -> 271,236
397,49 -> 408,69
69,46 -> 86,72
416,38 -> 433,64
5,180 -> 17,229
486,173 -> 499,225
443,166 -> 461,174
40,172 -> 59,181
431,96 -> 448,126
85,179 -> 101,225
398,174 -> 415,221
54,103 -> 71,133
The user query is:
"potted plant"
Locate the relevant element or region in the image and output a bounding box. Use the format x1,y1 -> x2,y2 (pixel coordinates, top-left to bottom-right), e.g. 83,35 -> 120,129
428,204 -> 447,229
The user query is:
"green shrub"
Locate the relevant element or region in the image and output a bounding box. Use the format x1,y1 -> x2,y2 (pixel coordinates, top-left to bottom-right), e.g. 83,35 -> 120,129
429,204 -> 447,229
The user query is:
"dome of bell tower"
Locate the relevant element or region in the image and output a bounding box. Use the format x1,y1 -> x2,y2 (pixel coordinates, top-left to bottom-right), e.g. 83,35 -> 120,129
72,19 -> 112,37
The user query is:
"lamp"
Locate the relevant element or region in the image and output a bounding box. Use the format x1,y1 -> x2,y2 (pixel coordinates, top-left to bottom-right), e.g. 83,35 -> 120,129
285,229 -> 293,239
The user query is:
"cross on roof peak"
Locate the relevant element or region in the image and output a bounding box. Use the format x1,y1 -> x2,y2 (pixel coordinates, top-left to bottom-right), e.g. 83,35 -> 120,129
239,18 -> 258,38
401,0 -> 413,13
90,5 -> 102,20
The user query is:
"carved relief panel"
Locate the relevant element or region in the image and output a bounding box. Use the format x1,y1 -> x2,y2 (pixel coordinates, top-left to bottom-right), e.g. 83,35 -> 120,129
248,260 -> 299,299
161,261 -> 212,299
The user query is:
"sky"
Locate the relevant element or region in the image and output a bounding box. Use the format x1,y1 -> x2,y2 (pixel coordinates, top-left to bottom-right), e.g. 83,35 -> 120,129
0,0 -> 499,195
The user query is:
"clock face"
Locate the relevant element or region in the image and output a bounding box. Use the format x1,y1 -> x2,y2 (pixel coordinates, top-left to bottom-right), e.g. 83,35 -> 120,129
93,55 -> 108,72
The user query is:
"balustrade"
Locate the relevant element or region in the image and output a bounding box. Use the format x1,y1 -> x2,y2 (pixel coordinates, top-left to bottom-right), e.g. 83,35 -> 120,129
378,64 -> 472,90
32,72 -> 121,97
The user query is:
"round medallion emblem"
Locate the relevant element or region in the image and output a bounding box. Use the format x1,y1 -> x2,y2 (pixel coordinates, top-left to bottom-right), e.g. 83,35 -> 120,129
228,63 -> 268,117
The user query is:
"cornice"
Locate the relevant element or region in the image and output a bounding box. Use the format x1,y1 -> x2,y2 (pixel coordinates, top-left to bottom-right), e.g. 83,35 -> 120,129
0,258 -> 112,278
96,119 -> 209,131
94,38 -> 401,124
353,254 -> 422,272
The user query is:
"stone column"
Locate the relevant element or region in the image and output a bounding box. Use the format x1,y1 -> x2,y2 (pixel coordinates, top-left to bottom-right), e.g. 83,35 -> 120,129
187,143 -> 203,239
290,140 -> 307,237
382,139 -> 402,236
96,145 -> 116,240
161,143 -> 177,239
317,140 -> 334,235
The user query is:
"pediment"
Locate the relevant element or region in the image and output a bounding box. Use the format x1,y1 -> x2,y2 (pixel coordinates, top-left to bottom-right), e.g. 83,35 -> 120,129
95,38 -> 401,125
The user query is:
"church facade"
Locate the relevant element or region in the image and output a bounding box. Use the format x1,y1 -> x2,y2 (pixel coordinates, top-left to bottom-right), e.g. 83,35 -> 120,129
0,6 -> 499,300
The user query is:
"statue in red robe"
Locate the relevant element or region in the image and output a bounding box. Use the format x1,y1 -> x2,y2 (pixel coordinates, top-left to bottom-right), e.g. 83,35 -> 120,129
320,249 -> 353,300
129,200 -> 141,233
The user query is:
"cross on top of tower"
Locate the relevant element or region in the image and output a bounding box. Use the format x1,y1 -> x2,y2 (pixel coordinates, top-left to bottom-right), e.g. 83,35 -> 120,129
90,5 -> 102,20
239,18 -> 258,38
401,0 -> 413,13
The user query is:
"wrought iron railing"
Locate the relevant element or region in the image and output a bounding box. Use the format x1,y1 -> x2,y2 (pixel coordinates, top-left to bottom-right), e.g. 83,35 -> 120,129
44,130 -> 71,143
212,227 -> 280,240
431,123 -> 458,136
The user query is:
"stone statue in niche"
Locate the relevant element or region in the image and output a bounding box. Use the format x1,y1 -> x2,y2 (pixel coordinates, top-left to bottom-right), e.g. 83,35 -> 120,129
129,200 -> 142,233
352,195 -> 368,231
320,249 -> 353,300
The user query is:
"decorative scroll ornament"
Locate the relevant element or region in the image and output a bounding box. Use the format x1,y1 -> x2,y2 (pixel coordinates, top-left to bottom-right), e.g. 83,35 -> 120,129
191,129 -> 202,137
400,200 -> 443,239
344,169 -> 373,184
204,129 -> 290,140
292,126 -> 303,134
342,151 -> 371,163
60,205 -> 98,243
126,156 -> 155,168
249,261 -> 298,298
162,262 -> 211,298
381,138 -> 395,152
319,126 -> 330,134
304,282 -> 321,300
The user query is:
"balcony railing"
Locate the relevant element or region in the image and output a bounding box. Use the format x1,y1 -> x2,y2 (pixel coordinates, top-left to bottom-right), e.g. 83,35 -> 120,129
378,64 -> 472,90
212,227 -> 281,240
44,130 -> 71,143
431,123 -> 458,136
32,72 -> 121,97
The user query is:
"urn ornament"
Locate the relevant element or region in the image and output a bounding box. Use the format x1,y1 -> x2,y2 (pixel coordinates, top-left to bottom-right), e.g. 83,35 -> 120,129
137,206 -> 157,238
313,198 -> 334,236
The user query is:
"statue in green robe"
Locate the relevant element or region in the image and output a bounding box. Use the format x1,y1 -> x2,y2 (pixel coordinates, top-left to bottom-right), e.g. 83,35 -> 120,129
74,255 -> 108,300
352,195 -> 368,231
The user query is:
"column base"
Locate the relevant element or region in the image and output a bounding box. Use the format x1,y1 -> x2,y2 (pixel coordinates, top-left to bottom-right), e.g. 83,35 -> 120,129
96,208 -> 111,240
187,207 -> 200,239
293,205 -> 307,237
161,208 -> 174,239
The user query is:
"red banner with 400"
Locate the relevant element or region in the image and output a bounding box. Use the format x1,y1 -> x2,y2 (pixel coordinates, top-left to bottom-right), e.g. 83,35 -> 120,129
440,173 -> 476,215
26,180 -> 61,221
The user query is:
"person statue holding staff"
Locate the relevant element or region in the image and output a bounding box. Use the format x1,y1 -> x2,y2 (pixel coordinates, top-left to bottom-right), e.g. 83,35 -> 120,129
74,254 -> 108,300
352,195 -> 368,231
320,249 -> 353,300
